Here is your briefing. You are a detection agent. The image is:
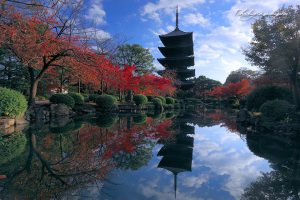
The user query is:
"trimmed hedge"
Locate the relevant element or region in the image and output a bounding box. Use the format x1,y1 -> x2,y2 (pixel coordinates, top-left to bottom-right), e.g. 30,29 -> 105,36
133,94 -> 148,106
246,86 -> 293,111
68,92 -> 84,105
165,97 -> 175,104
96,94 -> 117,110
259,99 -> 295,122
50,121 -> 83,134
152,98 -> 163,108
96,114 -> 118,128
164,104 -> 174,110
133,114 -> 147,124
50,93 -> 75,108
147,95 -> 154,101
157,96 -> 166,104
0,87 -> 28,117
89,94 -> 100,102
0,132 -> 27,165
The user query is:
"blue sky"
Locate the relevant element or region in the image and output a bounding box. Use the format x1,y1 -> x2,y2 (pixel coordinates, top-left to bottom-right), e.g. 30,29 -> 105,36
82,0 -> 299,83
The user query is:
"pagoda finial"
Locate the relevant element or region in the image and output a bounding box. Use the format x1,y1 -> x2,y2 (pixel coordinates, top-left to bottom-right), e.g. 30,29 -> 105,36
174,172 -> 177,199
176,5 -> 179,30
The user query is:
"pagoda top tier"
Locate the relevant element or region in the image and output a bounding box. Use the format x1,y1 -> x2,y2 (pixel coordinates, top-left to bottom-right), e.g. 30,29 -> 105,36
159,29 -> 192,38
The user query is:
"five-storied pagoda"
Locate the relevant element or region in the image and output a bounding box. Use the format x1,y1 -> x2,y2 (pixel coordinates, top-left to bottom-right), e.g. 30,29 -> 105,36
158,6 -> 195,90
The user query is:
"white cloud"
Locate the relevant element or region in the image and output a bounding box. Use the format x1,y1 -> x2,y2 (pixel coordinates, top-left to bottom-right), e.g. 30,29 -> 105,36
192,125 -> 270,199
85,0 -> 106,25
83,28 -> 111,41
141,0 -> 206,22
194,0 -> 299,82
183,13 -> 209,26
182,174 -> 210,188
144,0 -> 300,82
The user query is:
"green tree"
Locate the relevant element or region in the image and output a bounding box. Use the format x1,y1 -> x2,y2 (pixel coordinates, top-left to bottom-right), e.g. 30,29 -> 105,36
113,44 -> 154,74
192,75 -> 222,98
0,48 -> 29,92
225,68 -> 260,84
243,6 -> 300,109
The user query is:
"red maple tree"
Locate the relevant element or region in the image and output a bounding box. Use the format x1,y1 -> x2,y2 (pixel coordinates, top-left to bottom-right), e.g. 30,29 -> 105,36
208,79 -> 253,99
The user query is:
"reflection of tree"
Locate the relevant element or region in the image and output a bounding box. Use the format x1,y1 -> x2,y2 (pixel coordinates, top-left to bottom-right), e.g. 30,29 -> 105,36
0,132 -> 27,165
113,140 -> 155,170
0,127 -> 113,199
187,109 -> 237,132
0,114 -> 173,199
242,133 -> 300,200
241,170 -> 300,200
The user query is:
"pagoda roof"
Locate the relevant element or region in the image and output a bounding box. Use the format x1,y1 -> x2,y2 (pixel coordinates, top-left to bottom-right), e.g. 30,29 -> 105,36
158,144 -> 193,157
158,56 -> 194,68
180,80 -> 195,90
158,45 -> 193,57
177,69 -> 195,79
159,28 -> 192,38
158,156 -> 192,173
159,32 -> 193,47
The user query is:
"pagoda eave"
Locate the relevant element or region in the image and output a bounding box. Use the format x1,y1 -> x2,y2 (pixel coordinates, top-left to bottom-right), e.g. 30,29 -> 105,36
177,69 -> 195,78
158,57 -> 195,68
159,33 -> 193,47
158,46 -> 194,57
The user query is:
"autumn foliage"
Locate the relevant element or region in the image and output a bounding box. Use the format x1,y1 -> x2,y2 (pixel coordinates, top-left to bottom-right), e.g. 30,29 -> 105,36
208,79 -> 253,99
0,7 -> 175,104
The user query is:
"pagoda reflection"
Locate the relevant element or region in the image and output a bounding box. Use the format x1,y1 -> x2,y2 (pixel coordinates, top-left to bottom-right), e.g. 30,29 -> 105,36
157,113 -> 194,198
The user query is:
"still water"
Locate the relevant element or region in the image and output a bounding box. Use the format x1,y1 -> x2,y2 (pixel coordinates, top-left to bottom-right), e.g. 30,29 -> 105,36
0,109 -> 299,200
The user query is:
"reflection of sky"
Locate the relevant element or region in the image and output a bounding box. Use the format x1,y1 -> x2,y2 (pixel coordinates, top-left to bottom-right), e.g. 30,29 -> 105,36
68,124 -> 271,200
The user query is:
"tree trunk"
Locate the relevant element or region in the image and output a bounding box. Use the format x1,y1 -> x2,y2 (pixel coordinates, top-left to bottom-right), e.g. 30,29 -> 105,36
291,73 -> 300,110
28,68 -> 36,106
29,80 -> 39,106
78,79 -> 81,93
60,68 -> 64,93
126,90 -> 133,102
100,79 -> 104,95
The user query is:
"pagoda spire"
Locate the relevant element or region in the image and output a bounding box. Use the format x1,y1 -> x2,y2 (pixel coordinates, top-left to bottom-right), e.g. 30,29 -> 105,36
176,5 -> 179,30
174,172 -> 177,199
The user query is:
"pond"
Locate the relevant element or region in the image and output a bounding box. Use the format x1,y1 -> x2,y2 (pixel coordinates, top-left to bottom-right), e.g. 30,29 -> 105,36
0,109 -> 299,200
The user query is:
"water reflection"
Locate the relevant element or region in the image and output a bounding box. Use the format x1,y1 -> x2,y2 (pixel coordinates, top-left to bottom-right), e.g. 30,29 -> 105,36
0,109 -> 299,199
157,113 -> 194,198
0,114 -> 173,199
241,132 -> 300,200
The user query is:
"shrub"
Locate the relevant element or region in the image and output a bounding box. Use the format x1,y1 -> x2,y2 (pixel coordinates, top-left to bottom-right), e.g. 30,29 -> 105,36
152,98 -> 163,108
68,92 -> 84,105
35,95 -> 48,101
133,114 -> 147,124
96,94 -> 117,110
96,114 -> 118,128
0,132 -> 27,165
165,112 -> 175,119
259,99 -> 295,122
164,104 -> 174,110
50,93 -> 75,108
50,121 -> 83,134
0,87 -> 28,117
165,97 -> 175,104
89,94 -> 100,102
147,95 -> 154,101
133,94 -> 148,106
246,86 -> 293,111
156,96 -> 166,104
